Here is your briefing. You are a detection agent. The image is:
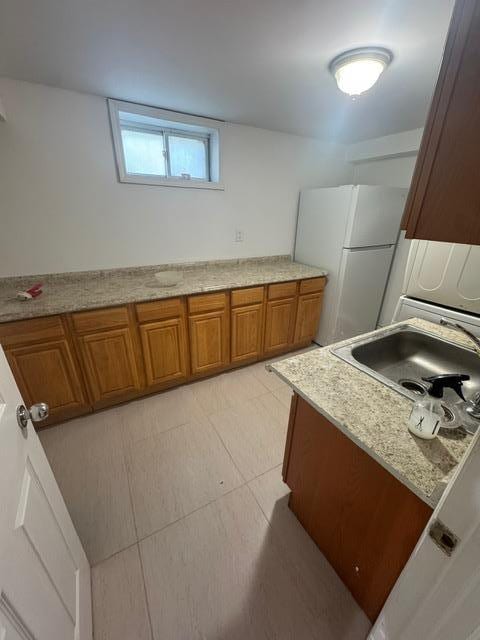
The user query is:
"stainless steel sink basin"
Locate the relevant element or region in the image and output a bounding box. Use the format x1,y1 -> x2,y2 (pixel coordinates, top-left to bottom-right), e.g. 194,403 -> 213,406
332,325 -> 480,406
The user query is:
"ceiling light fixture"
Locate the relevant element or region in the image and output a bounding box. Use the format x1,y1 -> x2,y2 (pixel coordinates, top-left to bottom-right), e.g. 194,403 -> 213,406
329,47 -> 393,96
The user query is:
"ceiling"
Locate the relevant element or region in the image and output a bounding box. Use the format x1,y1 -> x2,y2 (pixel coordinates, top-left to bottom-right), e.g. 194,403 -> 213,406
0,0 -> 454,142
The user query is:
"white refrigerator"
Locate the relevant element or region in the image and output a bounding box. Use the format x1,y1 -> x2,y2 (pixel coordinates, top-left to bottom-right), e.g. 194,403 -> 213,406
294,185 -> 408,345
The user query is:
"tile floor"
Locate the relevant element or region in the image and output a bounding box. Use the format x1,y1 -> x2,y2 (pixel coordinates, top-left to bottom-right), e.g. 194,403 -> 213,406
39,350 -> 371,640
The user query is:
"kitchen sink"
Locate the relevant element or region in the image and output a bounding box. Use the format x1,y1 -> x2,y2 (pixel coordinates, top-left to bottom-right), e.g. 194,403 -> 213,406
332,324 -> 480,405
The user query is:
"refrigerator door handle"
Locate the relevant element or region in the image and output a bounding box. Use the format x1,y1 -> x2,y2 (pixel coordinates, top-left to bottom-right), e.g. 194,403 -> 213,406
345,244 -> 394,251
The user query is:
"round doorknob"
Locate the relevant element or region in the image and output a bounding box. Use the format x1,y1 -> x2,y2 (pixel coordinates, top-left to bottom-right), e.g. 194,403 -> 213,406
29,402 -> 49,422
16,403 -> 49,434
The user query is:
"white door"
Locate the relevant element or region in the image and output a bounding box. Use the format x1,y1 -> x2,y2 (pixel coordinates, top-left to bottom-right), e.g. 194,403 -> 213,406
0,347 -> 92,639
328,246 -> 395,344
369,431 -> 480,640
406,240 -> 480,314
344,186 -> 407,249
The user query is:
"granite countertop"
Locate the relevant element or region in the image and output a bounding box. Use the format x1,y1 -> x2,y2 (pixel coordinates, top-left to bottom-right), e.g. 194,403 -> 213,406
269,318 -> 477,507
0,256 -> 327,323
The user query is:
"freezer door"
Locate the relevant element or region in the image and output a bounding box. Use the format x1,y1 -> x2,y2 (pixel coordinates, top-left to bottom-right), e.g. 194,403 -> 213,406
328,246 -> 395,344
344,186 -> 408,248
295,186 -> 354,266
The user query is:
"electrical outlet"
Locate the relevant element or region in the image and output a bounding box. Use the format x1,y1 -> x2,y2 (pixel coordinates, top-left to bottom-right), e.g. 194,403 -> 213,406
234,230 -> 244,242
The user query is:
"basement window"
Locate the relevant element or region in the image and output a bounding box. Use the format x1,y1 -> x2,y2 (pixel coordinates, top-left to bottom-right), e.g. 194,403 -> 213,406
108,99 -> 223,189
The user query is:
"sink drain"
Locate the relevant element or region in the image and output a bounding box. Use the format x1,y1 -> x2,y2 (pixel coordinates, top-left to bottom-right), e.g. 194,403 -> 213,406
398,379 -> 427,396
441,405 -> 455,424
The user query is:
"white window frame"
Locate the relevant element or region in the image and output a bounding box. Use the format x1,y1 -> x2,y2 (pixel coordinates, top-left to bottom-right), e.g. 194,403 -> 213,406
108,99 -> 224,190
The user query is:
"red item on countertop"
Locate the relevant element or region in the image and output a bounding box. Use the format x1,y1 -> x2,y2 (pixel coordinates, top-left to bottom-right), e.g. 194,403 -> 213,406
26,283 -> 43,298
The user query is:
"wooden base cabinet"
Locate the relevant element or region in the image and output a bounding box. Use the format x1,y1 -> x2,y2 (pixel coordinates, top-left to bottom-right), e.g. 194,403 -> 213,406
264,282 -> 298,355
71,307 -> 144,408
136,299 -> 189,390
0,276 -> 326,428
188,293 -> 230,376
0,316 -> 89,426
231,286 -> 265,364
283,395 -> 432,622
294,292 -> 324,344
231,304 -> 264,363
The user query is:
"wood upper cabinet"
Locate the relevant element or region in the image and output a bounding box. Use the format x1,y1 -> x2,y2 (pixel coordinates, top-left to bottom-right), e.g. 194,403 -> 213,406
188,293 -> 230,376
136,298 -> 189,389
71,306 -> 143,407
264,282 -> 298,354
0,316 -> 89,426
231,287 -> 265,364
402,0 -> 480,244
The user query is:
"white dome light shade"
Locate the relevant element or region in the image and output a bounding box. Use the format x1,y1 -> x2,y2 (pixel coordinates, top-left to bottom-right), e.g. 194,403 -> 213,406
330,48 -> 393,96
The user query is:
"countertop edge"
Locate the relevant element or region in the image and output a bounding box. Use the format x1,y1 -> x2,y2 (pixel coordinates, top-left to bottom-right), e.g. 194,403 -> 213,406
270,367 -> 437,508
0,260 -> 328,324
268,318 -> 476,508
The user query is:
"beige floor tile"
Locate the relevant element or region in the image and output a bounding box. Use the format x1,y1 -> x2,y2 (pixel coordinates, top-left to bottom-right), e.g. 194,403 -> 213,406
208,394 -> 287,481
40,412 -> 137,565
117,385 -> 206,447
47,446 -> 136,564
256,391 -> 290,426
92,545 -> 152,640
272,383 -> 294,409
127,418 -> 244,539
39,408 -> 124,464
249,467 -> 371,640
250,360 -> 291,392
140,486 -> 322,640
190,367 -> 268,415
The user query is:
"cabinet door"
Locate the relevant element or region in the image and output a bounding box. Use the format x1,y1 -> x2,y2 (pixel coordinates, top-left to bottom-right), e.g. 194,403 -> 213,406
5,339 -> 89,426
285,396 -> 432,622
294,292 -> 323,345
403,0 -> 480,244
189,310 -> 229,376
231,303 -> 263,364
264,298 -> 296,354
139,317 -> 189,388
78,328 -> 142,405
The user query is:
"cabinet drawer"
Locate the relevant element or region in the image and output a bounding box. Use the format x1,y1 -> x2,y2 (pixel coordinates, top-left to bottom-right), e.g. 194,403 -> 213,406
0,316 -> 65,347
71,306 -> 129,334
268,281 -> 298,300
231,286 -> 264,307
136,298 -> 185,323
299,277 -> 326,295
188,292 -> 227,314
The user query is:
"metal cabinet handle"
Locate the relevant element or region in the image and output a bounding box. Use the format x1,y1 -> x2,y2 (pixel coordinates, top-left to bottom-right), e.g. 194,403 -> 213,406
16,402 -> 49,434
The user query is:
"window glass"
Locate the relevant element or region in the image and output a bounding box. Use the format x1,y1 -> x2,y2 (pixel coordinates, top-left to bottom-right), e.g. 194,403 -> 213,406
168,135 -> 208,180
110,99 -> 221,187
121,128 -> 166,176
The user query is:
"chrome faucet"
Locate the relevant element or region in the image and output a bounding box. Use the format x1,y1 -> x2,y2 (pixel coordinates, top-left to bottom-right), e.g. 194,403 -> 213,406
440,318 -> 480,357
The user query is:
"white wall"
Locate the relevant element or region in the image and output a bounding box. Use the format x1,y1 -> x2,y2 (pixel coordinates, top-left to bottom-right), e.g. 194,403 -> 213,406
348,131 -> 422,326
0,78 -> 350,277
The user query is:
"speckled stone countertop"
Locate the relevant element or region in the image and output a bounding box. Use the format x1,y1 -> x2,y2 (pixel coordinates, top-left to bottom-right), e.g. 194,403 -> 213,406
270,318 -> 477,507
0,256 -> 327,323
